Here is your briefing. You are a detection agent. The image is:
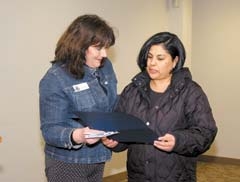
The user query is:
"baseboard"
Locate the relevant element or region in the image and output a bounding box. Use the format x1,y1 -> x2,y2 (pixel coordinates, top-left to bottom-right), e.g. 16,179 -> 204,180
103,171 -> 127,182
198,155 -> 240,165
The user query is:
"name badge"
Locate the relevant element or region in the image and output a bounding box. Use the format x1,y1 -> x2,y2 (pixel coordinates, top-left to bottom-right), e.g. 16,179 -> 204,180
72,82 -> 89,92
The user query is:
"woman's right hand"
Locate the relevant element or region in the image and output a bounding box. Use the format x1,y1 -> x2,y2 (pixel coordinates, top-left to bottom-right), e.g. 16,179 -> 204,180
72,127 -> 102,145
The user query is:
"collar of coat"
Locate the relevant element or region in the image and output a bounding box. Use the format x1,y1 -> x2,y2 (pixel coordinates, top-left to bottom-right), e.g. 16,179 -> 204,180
131,67 -> 192,110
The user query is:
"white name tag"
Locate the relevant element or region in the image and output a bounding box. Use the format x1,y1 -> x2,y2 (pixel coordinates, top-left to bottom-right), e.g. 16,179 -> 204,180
72,82 -> 89,92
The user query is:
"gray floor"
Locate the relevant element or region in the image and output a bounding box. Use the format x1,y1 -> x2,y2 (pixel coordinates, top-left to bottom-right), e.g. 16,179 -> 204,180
107,161 -> 240,182
197,161 -> 240,182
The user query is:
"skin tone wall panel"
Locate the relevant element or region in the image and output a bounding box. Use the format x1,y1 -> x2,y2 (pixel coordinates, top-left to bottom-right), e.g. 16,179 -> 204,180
192,0 -> 240,159
0,0 -> 170,181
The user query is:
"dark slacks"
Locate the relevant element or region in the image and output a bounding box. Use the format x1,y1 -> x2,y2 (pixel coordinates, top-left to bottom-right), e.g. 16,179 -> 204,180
45,156 -> 105,182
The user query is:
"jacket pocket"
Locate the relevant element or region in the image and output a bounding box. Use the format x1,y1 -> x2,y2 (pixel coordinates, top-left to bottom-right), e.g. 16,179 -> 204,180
65,85 -> 96,111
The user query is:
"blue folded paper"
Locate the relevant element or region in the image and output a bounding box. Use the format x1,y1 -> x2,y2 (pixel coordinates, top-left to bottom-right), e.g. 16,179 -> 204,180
73,111 -> 158,144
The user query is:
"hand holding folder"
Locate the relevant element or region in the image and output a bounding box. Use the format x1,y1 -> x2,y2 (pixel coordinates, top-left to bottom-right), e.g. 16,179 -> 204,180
74,111 -> 158,144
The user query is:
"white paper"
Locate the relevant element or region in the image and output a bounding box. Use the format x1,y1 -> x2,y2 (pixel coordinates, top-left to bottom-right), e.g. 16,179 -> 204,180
85,131 -> 119,139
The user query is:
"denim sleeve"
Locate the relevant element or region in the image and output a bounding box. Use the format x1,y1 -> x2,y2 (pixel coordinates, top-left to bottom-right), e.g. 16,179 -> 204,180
39,72 -> 82,149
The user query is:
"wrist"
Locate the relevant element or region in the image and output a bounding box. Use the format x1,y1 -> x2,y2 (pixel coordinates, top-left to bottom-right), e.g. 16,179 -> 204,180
71,131 -> 79,145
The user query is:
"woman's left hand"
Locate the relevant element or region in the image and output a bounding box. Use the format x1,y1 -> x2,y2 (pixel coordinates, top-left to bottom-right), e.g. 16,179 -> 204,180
101,137 -> 118,148
153,133 -> 175,152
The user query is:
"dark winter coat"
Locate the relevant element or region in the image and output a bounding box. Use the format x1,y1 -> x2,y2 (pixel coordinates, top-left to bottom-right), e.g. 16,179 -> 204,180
112,68 -> 217,182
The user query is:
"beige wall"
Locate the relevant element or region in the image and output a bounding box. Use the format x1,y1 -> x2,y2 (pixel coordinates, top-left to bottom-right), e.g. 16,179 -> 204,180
192,0 -> 240,158
3,0 -> 239,181
0,0 -> 184,181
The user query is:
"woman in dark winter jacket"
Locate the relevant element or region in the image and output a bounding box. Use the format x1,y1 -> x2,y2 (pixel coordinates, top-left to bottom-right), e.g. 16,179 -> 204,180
102,32 -> 217,182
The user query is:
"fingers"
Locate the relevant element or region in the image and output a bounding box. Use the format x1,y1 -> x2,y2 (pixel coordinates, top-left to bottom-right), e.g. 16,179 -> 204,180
73,127 -> 118,146
83,127 -> 104,135
153,133 -> 175,152
83,128 -> 103,145
85,137 -> 101,145
72,127 -> 102,145
154,140 -> 174,152
102,137 -> 118,148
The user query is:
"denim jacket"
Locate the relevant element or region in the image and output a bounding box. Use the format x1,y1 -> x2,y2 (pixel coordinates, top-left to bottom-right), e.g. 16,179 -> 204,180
39,59 -> 117,164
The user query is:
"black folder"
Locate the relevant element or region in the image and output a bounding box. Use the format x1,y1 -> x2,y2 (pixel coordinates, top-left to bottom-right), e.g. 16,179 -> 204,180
74,111 -> 158,144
